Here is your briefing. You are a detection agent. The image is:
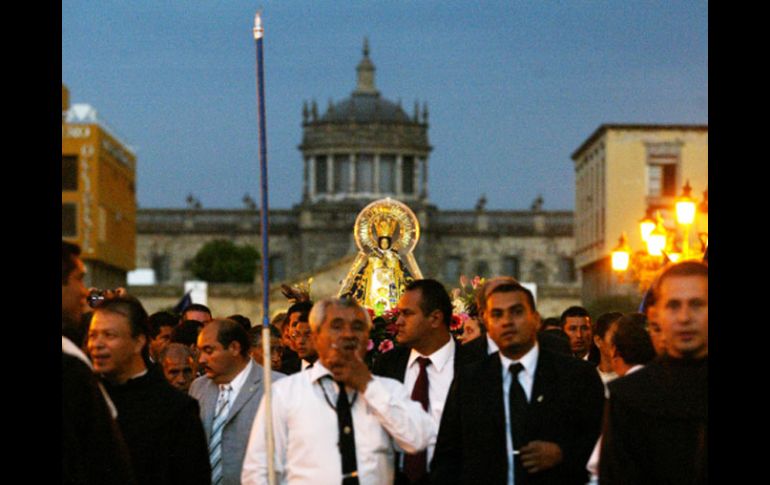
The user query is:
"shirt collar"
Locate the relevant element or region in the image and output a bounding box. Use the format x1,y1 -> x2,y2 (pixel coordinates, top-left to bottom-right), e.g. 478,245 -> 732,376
626,364 -> 644,375
486,334 -> 499,354
308,360 -> 334,384
62,336 -> 93,369
498,342 -> 539,378
407,336 -> 455,373
227,358 -> 253,396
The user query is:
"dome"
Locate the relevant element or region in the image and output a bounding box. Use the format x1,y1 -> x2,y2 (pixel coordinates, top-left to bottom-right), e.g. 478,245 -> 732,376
321,93 -> 412,123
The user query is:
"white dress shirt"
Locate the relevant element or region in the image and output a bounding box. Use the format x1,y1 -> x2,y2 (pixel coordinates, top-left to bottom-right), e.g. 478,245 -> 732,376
242,361 -> 436,485
402,337 -> 455,467
500,343 -> 539,485
222,358 -> 254,416
585,364 -> 645,484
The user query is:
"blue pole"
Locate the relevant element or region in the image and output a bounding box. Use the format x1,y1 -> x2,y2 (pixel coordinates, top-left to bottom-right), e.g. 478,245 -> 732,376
253,12 -> 276,485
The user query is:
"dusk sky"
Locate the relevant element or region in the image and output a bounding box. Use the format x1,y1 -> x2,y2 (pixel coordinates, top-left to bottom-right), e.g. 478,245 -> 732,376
62,1 -> 707,211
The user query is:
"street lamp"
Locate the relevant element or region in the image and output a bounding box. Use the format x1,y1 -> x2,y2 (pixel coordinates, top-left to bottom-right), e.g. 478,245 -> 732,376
611,181 -> 708,291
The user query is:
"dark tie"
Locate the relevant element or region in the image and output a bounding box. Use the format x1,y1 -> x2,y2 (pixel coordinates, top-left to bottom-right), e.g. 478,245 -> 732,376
404,356 -> 431,483
335,381 -> 360,485
509,363 -> 528,484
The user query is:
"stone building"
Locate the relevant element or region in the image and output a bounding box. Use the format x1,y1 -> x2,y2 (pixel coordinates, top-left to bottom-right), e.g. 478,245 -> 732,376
134,41 -> 580,319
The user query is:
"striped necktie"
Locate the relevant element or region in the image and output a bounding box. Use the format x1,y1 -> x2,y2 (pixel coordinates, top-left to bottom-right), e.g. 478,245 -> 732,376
210,384 -> 232,485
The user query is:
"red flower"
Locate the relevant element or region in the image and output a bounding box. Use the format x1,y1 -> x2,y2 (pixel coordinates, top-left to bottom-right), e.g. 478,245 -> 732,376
378,340 -> 394,353
367,339 -> 374,351
450,314 -> 464,331
366,308 -> 376,320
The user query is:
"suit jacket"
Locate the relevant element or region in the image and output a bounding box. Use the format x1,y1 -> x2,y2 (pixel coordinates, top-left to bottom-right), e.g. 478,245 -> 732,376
189,359 -> 284,485
372,338 -> 483,382
430,348 -> 605,485
600,356 -> 707,485
62,353 -> 137,485
102,365 -> 211,485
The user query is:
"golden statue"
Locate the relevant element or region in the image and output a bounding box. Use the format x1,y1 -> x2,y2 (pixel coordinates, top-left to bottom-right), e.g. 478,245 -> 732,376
339,198 -> 423,315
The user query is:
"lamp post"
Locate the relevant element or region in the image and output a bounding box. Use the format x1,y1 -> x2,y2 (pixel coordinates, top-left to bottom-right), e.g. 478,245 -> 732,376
611,181 -> 708,291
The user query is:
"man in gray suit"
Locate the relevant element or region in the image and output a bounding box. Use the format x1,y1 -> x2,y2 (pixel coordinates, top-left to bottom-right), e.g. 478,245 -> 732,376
190,319 -> 284,485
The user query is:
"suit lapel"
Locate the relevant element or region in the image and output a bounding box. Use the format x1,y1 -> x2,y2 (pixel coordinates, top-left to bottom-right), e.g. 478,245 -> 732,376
224,362 -> 261,426
200,380 -> 219,439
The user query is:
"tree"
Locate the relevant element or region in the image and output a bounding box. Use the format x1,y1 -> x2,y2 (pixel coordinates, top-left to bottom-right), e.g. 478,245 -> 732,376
188,240 -> 260,283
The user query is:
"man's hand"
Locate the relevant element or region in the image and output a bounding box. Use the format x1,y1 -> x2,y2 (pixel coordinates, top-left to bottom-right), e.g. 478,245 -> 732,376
519,440 -> 563,473
326,343 -> 372,393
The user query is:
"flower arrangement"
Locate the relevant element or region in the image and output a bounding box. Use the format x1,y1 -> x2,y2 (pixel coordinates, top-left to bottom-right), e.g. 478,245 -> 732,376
364,307 -> 400,368
449,275 -> 485,341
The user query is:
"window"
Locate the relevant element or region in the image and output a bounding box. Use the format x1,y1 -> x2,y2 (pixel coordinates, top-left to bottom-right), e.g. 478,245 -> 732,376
379,155 -> 396,194
62,156 -> 78,191
558,257 -> 576,283
531,261 -> 548,285
646,143 -> 680,197
315,156 -> 328,194
444,256 -> 462,283
356,154 -> 374,192
333,155 -> 351,193
502,256 -> 520,279
269,255 -> 286,283
62,203 -> 77,237
152,254 -> 171,283
474,260 -> 490,278
402,156 -> 415,194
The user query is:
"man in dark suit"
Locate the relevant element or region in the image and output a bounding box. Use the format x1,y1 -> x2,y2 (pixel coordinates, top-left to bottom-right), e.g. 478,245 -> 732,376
431,282 -> 605,485
599,261 -> 708,484
373,279 -> 480,484
87,295 -> 212,485
190,319 -> 284,485
461,276 -> 520,361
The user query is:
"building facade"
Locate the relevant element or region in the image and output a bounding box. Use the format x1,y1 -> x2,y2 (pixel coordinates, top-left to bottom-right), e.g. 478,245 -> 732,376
134,41 -> 581,318
62,84 -> 138,289
571,124 -> 708,304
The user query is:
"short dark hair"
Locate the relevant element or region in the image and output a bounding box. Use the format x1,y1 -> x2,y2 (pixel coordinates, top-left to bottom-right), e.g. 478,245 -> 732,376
594,312 -> 623,339
148,311 -> 178,339
405,279 -> 453,327
248,324 -> 281,347
652,261 -> 708,302
62,240 -> 81,284
172,320 -> 204,346
182,303 -> 212,319
560,306 -> 590,327
227,314 -> 252,332
94,295 -> 150,363
287,301 -> 314,321
487,283 -> 537,313
213,319 -> 250,358
541,317 -> 561,330
612,313 -> 656,366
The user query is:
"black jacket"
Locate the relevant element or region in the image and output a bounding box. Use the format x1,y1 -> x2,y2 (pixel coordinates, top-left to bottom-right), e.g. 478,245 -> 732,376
101,365 -> 212,485
430,348 -> 605,485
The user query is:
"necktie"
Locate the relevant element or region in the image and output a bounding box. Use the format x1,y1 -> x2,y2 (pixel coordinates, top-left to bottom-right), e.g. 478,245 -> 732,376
403,356 -> 431,483
509,363 -> 528,484
336,381 -> 360,485
210,384 -> 232,485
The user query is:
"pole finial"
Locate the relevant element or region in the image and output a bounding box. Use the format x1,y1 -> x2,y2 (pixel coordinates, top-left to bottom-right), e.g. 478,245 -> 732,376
253,11 -> 264,40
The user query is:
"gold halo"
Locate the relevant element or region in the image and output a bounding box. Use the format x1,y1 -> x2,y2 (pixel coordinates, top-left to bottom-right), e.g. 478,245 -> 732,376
353,198 -> 420,254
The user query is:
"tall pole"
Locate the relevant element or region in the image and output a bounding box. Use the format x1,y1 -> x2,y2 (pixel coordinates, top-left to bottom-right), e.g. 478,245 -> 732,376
253,11 -> 276,485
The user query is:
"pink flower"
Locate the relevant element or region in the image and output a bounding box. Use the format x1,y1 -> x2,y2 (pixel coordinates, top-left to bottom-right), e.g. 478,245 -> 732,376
378,340 -> 394,353
459,275 -> 469,288
471,276 -> 482,289
367,339 -> 374,351
450,314 -> 466,331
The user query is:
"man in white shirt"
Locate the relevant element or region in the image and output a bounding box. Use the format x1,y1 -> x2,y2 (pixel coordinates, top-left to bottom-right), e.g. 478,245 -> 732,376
190,319 -> 284,485
373,279 -> 480,484
242,297 -> 436,485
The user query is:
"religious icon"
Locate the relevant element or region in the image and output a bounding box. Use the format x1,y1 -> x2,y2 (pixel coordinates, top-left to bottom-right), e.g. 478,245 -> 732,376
339,198 -> 423,314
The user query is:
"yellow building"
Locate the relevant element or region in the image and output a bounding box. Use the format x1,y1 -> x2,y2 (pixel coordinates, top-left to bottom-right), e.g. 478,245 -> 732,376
571,124 -> 708,303
62,84 -> 137,288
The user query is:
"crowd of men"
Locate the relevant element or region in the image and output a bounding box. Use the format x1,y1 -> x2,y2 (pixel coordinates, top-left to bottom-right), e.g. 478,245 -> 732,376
63,240 -> 708,485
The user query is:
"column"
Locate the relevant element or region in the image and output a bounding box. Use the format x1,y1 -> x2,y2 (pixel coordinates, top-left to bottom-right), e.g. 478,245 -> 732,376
395,154 -> 403,196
